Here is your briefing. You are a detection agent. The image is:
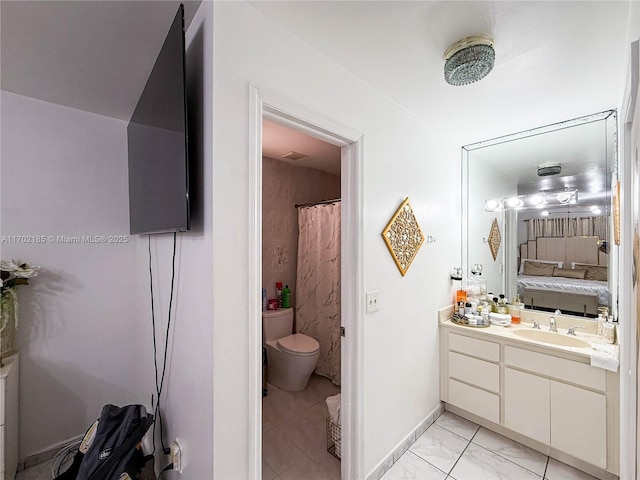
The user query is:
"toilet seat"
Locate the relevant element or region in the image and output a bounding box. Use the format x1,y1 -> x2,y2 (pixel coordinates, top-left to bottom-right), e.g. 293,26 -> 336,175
277,333 -> 319,357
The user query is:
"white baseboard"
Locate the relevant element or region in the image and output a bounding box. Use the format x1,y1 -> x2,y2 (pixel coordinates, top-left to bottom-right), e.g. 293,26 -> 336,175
17,434 -> 83,473
366,402 -> 445,480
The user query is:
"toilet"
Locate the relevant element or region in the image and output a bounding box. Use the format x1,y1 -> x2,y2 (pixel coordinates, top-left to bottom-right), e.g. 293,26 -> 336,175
262,308 -> 320,392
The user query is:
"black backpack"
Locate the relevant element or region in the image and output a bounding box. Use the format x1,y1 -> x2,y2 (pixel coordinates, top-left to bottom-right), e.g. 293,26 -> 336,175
55,404 -> 155,480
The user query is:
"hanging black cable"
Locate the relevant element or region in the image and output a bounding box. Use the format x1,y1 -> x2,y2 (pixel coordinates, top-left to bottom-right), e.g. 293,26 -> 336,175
148,232 -> 178,455
148,235 -> 159,454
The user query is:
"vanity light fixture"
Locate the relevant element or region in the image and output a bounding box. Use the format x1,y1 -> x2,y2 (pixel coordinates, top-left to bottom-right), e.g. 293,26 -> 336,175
506,197 -> 523,208
529,195 -> 545,207
485,189 -> 579,212
444,35 -> 495,86
485,199 -> 503,211
556,190 -> 577,204
541,210 -> 550,216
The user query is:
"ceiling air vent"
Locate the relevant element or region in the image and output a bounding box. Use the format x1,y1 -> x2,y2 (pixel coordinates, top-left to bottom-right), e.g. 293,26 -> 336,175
281,151 -> 309,161
537,162 -> 562,177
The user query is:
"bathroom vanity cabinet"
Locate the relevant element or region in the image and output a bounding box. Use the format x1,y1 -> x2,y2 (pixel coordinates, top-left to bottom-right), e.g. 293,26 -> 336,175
440,324 -> 618,479
0,353 -> 19,480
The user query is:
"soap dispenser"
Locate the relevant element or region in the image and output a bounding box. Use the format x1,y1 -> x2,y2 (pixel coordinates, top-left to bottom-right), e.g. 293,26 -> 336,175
597,307 -> 609,338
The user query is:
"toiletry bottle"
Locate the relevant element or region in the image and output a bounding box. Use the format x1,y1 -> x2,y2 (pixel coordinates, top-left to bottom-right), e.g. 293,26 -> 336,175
456,289 -> 467,304
597,313 -> 605,337
282,285 -> 291,308
491,296 -> 499,313
497,294 -> 508,314
463,302 -> 471,315
597,307 -> 609,337
276,282 -> 283,308
262,288 -> 267,312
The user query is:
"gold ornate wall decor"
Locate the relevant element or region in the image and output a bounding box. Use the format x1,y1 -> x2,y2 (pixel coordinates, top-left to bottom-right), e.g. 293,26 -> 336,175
381,197 -> 425,276
488,218 -> 501,261
613,180 -> 621,246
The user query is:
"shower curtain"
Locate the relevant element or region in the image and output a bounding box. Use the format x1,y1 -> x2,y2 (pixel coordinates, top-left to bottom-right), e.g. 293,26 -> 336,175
295,201 -> 341,385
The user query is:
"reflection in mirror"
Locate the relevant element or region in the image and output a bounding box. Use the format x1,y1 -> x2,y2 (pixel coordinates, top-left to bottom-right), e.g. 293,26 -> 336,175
462,111 -> 617,320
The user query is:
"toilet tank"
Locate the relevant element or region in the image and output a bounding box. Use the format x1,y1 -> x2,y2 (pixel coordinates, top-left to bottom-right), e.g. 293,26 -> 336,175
262,308 -> 294,342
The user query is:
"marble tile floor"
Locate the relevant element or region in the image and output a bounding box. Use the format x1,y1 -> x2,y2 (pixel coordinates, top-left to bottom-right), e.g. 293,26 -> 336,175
14,394 -> 599,480
263,374 -> 341,480
382,411 -> 601,480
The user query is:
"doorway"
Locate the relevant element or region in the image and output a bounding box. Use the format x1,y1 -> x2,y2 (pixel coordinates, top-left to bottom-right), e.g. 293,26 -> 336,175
248,87 -> 364,480
261,119 -> 342,478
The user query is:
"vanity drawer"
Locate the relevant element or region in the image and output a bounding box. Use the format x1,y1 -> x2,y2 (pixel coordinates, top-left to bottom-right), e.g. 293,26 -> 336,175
505,346 -> 605,391
449,351 -> 499,392
449,333 -> 499,362
448,378 -> 500,423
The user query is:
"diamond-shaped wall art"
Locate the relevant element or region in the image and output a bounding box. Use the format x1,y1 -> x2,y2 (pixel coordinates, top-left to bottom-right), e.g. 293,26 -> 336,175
381,197 -> 425,276
488,218 -> 501,261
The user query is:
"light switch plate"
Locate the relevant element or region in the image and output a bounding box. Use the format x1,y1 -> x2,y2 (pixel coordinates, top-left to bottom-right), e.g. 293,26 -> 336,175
366,290 -> 379,313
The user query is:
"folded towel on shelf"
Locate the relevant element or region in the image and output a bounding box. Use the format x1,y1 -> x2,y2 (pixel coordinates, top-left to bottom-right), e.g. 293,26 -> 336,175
590,344 -> 619,372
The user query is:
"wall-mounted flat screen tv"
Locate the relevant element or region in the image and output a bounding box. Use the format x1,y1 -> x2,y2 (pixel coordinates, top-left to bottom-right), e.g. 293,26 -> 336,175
128,4 -> 189,235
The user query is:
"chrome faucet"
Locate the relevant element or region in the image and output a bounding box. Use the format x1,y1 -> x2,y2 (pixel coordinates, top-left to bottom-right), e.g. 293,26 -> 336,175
567,325 -> 586,336
549,316 -> 557,332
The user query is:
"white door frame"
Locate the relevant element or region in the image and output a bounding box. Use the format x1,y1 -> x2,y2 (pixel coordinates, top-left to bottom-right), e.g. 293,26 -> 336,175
619,39 -> 639,480
248,85 -> 365,480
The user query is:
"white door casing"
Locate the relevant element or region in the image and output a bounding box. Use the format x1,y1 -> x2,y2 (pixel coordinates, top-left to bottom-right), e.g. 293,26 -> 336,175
249,85 -> 365,480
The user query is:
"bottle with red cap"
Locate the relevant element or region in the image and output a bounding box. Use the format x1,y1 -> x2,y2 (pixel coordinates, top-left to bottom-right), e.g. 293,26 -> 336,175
276,282 -> 283,308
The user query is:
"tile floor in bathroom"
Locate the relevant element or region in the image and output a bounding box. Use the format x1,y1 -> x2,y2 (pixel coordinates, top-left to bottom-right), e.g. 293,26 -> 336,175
381,411 -> 600,480
14,377 -> 602,480
262,373 -> 342,480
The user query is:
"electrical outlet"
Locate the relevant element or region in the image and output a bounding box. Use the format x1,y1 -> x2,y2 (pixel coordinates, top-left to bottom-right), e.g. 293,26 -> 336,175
366,290 -> 379,313
170,440 -> 182,473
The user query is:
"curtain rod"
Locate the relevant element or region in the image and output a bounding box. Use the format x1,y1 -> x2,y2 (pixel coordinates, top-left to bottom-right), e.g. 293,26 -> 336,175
295,198 -> 341,209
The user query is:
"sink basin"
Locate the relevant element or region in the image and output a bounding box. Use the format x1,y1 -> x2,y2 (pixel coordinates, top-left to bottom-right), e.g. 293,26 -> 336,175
513,329 -> 590,348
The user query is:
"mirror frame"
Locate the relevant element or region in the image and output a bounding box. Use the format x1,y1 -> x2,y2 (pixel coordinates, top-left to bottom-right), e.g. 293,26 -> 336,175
461,110 -> 618,320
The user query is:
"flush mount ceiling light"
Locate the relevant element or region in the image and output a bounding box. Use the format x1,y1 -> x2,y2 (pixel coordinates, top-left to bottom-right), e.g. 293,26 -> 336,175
537,162 -> 562,177
444,35 -> 495,86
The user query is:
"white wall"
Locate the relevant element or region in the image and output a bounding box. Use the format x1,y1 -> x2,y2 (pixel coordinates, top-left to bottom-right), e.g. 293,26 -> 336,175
0,5 -> 214,476
133,2 -> 214,478
0,91 -> 146,456
213,3 -> 461,476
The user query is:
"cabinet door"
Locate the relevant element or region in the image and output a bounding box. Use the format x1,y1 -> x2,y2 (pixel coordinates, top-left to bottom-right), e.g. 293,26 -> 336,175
504,368 -> 550,445
550,381 -> 607,469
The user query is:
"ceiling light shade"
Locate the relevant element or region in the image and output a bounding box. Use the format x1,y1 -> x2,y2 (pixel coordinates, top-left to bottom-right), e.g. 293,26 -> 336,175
444,35 -> 495,86
537,162 -> 562,177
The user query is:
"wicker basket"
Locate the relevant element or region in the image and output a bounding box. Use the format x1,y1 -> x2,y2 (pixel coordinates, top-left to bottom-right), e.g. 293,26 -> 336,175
326,417 -> 341,460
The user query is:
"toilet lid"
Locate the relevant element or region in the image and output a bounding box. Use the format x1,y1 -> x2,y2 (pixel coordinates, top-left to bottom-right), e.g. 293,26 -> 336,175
277,333 -> 319,356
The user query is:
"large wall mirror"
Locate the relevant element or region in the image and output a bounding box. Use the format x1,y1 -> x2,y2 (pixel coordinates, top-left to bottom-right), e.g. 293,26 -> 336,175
462,110 -> 618,320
